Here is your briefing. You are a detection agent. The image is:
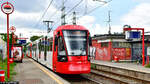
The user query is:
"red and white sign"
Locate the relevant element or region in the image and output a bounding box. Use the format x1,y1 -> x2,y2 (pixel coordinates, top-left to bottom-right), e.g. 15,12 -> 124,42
1,1 -> 14,79
12,46 -> 22,62
1,2 -> 14,14
147,47 -> 150,56
10,26 -> 16,32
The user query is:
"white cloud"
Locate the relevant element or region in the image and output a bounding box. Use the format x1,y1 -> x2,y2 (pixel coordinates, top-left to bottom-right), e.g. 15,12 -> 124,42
77,15 -> 110,36
0,0 -> 111,38
121,3 -> 150,32
14,27 -> 50,42
111,25 -> 123,33
0,1 -> 60,33
78,15 -> 95,24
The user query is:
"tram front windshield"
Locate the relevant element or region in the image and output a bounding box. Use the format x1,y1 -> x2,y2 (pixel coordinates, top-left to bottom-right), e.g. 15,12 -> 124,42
63,30 -> 87,56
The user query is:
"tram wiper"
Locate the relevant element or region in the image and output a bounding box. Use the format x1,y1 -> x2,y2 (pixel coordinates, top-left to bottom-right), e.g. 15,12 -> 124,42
80,48 -> 84,55
71,52 -> 75,55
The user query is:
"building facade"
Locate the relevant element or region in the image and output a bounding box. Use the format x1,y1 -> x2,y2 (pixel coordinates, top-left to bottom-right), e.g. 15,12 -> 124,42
91,34 -> 150,62
0,35 -> 7,59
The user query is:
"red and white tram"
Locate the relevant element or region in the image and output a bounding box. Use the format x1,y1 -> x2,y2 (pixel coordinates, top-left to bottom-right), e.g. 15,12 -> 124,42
27,25 -> 92,74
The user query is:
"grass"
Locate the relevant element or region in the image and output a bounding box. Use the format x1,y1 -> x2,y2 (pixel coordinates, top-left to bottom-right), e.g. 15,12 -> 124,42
145,64 -> 150,68
0,57 -> 17,82
91,64 -> 96,69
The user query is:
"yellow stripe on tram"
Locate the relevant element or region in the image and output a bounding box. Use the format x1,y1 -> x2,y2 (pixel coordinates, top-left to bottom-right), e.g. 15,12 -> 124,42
29,59 -> 64,84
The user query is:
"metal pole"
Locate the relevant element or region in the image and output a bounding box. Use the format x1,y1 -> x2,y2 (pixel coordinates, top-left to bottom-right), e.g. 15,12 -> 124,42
142,29 -> 145,66
61,0 -> 66,25
12,32 -> 14,61
108,10 -> 111,35
7,14 -> 10,78
12,32 -> 14,48
73,11 -> 76,25
43,20 -> 53,33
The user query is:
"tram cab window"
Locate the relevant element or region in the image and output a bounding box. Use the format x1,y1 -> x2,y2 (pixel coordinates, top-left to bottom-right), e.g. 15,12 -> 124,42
58,36 -> 66,56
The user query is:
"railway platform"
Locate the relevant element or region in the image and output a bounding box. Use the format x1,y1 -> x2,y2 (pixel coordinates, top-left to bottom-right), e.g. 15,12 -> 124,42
90,60 -> 150,84
13,58 -> 70,84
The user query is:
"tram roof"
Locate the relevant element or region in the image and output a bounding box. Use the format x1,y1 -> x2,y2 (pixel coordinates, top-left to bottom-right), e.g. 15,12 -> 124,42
55,25 -> 88,31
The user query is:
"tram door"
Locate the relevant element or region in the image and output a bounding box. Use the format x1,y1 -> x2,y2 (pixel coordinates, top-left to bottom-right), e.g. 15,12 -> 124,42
53,35 -> 58,71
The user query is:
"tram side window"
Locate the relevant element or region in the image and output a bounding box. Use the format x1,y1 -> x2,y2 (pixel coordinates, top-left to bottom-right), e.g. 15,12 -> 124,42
51,42 -> 53,51
47,39 -> 53,51
38,40 -> 41,59
38,41 -> 41,51
49,42 -> 53,51
41,40 -> 44,51
44,37 -> 47,61
58,37 -> 66,56
39,40 -> 42,52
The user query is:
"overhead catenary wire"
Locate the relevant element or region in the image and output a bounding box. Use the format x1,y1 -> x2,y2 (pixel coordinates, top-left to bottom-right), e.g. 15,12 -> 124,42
47,0 -> 70,28
34,0 -> 112,31
83,0 -> 112,15
33,0 -> 54,28
53,0 -> 112,28
65,0 -> 84,16
52,0 -> 84,27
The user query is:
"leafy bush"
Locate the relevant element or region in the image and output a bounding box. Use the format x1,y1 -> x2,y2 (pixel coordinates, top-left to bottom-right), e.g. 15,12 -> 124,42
145,64 -> 150,68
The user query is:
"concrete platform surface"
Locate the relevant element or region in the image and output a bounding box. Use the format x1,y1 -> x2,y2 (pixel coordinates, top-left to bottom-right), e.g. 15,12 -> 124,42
13,58 -> 70,84
91,60 -> 150,74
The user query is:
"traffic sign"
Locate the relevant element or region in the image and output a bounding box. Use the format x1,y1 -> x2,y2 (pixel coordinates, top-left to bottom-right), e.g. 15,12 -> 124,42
10,26 -> 16,32
1,2 -> 14,14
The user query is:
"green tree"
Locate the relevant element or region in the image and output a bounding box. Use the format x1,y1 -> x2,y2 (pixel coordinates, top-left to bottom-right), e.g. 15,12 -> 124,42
0,33 -> 13,44
30,36 -> 41,42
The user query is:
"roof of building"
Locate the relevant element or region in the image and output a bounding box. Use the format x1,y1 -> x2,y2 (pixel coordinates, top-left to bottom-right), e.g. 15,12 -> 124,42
92,33 -> 150,42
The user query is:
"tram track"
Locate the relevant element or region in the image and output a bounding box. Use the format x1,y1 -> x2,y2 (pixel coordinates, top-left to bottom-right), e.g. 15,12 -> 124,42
57,74 -> 100,84
81,69 -> 150,84
32,58 -> 99,84
82,70 -> 127,84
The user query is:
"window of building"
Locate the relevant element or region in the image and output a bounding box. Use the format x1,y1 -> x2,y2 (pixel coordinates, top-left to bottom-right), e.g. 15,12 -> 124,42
101,42 -> 108,47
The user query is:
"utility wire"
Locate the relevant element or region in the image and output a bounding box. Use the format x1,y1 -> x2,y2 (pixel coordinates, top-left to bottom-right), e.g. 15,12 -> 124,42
52,0 -> 83,27
65,0 -> 83,16
84,0 -> 112,15
48,0 -> 70,25
66,0 -> 112,26
33,0 -> 54,28
51,0 -> 112,29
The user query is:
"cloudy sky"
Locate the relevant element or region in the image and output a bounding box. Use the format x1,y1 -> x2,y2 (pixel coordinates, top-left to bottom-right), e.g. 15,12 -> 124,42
0,0 -> 150,40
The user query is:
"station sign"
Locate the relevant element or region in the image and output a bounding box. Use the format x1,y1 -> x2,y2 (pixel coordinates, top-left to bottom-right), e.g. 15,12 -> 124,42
1,2 -> 14,14
125,31 -> 141,39
19,40 -> 26,44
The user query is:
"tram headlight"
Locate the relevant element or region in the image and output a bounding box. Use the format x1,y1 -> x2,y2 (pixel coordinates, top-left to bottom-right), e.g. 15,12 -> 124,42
58,56 -> 68,62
